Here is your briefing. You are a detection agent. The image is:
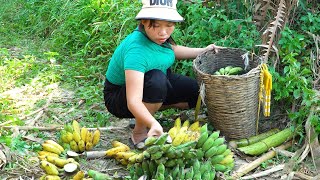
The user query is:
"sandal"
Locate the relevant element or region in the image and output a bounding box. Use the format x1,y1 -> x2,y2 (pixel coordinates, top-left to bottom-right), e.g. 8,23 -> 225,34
129,135 -> 147,150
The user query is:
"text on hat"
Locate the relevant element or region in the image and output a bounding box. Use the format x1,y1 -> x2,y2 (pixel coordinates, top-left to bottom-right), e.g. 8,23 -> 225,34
150,0 -> 173,7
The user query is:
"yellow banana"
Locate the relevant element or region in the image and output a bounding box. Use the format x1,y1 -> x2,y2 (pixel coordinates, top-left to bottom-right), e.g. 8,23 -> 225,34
119,158 -> 129,166
85,131 -> 93,144
65,132 -> 74,142
182,120 -> 190,128
78,140 -> 85,152
38,155 -> 47,160
174,117 -> 181,129
46,156 -> 74,168
106,146 -> 129,157
70,140 -> 79,152
42,143 -> 62,155
115,151 -> 136,160
44,175 -> 61,180
168,126 -> 179,140
73,170 -> 85,180
38,151 -> 59,157
72,120 -> 81,134
111,140 -> 129,149
44,140 -> 64,152
60,130 -> 69,143
220,154 -> 234,165
73,131 -> 81,143
85,142 -> 93,151
172,131 -> 187,146
80,127 -> 88,141
92,129 -> 101,146
40,160 -> 59,175
188,121 -> 200,131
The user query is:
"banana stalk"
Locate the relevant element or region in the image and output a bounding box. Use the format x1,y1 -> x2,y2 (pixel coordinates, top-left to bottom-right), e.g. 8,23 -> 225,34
237,128 -> 294,156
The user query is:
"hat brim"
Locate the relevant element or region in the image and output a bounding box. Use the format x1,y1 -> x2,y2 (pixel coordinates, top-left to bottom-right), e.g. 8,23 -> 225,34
135,8 -> 184,22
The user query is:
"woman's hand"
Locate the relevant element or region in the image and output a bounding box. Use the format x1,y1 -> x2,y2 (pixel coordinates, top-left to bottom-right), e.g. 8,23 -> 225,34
204,44 -> 222,53
148,121 -> 163,137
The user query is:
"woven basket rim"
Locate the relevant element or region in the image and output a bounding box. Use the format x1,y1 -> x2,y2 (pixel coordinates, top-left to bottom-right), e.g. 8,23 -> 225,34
193,48 -> 261,80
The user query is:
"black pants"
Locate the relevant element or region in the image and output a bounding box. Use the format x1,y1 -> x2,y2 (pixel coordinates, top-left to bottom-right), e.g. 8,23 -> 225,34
103,69 -> 199,118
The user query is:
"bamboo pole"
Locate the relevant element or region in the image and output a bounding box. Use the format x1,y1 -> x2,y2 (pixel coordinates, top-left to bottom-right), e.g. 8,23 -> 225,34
240,164 -> 284,179
231,141 -> 293,179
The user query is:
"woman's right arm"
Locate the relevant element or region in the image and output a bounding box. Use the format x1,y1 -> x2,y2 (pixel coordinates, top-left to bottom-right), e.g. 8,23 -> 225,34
125,70 -> 163,136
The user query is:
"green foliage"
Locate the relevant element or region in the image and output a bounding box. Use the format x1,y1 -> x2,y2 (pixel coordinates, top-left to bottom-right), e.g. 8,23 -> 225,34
17,0 -> 140,59
272,26 -> 318,132
300,12 -> 320,34
0,134 -> 42,154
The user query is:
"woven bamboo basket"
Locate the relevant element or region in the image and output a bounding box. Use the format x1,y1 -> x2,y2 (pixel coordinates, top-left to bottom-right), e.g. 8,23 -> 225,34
193,48 -> 261,139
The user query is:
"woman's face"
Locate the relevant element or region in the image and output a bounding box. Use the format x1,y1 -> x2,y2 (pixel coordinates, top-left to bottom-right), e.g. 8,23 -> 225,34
141,20 -> 175,45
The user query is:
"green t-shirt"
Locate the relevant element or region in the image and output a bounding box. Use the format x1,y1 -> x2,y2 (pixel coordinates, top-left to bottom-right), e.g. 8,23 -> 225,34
106,28 -> 175,85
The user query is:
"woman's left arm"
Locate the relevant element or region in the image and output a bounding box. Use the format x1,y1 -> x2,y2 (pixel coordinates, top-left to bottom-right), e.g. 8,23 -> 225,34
172,44 -> 220,60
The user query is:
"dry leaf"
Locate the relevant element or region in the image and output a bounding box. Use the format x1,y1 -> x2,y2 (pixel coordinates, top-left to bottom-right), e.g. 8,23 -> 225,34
0,147 -> 7,169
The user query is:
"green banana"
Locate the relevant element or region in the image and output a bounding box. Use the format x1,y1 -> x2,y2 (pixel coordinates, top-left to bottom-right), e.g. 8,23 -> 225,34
148,160 -> 157,177
155,133 -> 169,145
164,159 -> 176,168
219,67 -> 225,75
210,154 -> 225,165
142,150 -> 150,159
156,163 -> 165,175
202,171 -> 211,179
164,147 -> 176,159
202,137 -> 215,152
224,66 -> 233,73
160,144 -> 172,152
212,137 -> 225,147
208,131 -> 220,140
196,131 -> 209,148
215,144 -> 227,155
171,165 -> 180,179
135,163 -> 144,177
141,160 -> 150,178
185,166 -> 194,179
229,67 -> 243,75
146,145 -> 161,154
145,136 -> 157,146
196,149 -> 205,159
204,146 -> 218,158
199,123 -> 208,134
151,151 -> 163,160
193,159 -> 201,172
154,157 -> 168,165
214,164 -> 227,172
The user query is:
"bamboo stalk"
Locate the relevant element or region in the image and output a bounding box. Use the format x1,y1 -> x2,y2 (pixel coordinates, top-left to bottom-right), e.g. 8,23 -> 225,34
231,141 -> 292,179
229,128 -> 280,148
237,128 -> 294,156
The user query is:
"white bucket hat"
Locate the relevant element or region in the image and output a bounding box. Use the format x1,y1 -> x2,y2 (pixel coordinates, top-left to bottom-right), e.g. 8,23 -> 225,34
135,0 -> 184,22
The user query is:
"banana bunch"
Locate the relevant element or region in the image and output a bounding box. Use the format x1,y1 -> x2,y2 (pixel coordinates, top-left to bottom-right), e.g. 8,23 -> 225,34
60,120 -> 101,153
126,124 -> 235,179
127,133 -> 202,179
105,140 -> 134,166
195,123 -> 235,172
38,140 -> 80,180
168,118 -> 201,146
214,66 -> 243,75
